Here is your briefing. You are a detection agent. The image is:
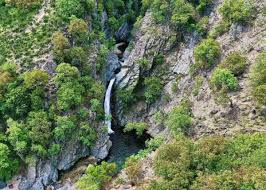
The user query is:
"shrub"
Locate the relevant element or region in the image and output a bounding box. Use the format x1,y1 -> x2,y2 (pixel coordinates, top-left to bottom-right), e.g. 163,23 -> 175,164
194,38 -> 220,70
76,162 -> 117,190
144,77 -> 163,104
68,17 -> 88,43
23,69 -> 49,89
56,81 -> 85,111
137,58 -> 150,69
54,63 -> 80,85
0,143 -> 19,181
192,166 -> 266,190
220,52 -> 247,76
210,68 -> 238,92
154,140 -> 193,189
165,102 -> 192,134
52,32 -> 70,62
124,122 -> 148,136
219,0 -> 253,23
55,0 -> 85,20
125,156 -> 143,185
149,0 -> 196,29
250,52 -> 266,105
69,47 -> 87,68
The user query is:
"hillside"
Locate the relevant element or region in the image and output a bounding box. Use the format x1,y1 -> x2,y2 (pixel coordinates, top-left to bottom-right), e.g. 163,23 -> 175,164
0,0 -> 265,190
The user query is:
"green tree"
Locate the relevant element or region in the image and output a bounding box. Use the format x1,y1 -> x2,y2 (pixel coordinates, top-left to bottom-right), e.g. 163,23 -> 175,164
7,118 -> 29,156
76,162 -> 117,190
194,38 -> 221,70
0,143 -> 19,181
54,63 -> 80,85
69,47 -> 87,68
57,81 -> 85,111
220,0 -> 253,24
55,0 -> 85,20
23,69 -> 49,89
52,32 -> 70,62
144,77 -> 163,104
27,111 -> 52,156
54,115 -> 75,140
68,17 -> 88,44
210,68 -> 238,92
165,102 -> 192,134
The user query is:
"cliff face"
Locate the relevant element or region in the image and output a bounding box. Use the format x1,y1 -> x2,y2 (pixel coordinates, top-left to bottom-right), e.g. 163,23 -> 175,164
116,0 -> 265,138
110,0 -> 266,189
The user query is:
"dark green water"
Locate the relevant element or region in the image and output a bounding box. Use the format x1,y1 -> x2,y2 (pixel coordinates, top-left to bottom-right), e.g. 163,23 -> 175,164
107,127 -> 148,169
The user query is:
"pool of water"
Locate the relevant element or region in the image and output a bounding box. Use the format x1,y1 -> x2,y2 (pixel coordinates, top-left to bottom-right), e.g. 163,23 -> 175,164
106,126 -> 148,169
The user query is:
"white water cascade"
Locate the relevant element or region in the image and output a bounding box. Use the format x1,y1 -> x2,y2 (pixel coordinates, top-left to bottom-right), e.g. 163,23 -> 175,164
104,77 -> 116,134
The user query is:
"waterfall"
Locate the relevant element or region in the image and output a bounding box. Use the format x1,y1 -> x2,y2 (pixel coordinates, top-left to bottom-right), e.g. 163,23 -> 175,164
104,77 -> 116,134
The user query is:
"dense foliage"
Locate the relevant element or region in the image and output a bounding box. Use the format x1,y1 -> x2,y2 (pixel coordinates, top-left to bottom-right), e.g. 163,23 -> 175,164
194,38 -> 221,70
210,68 -> 238,92
165,102 -> 193,135
124,122 -> 148,136
76,162 -> 117,190
0,0 -> 141,181
220,0 -> 253,24
144,133 -> 266,190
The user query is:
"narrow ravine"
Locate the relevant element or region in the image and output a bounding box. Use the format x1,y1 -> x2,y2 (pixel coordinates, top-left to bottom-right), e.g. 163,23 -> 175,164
104,48 -> 148,168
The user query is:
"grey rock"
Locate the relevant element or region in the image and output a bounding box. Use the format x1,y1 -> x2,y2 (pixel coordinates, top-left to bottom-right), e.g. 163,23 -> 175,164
115,22 -> 131,42
229,23 -> 243,40
105,53 -> 121,83
19,140 -> 92,190
57,141 -> 89,170
102,11 -> 111,39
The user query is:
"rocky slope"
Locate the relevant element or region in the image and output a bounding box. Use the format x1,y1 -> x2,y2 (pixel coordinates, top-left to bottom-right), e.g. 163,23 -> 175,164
109,0 -> 266,189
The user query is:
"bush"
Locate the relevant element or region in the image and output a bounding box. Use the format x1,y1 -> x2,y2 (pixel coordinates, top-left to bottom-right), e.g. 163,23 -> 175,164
148,0 -> 196,29
250,52 -> 266,105
124,122 -> 148,136
23,69 -> 49,89
144,77 -> 163,104
76,162 -> 117,190
210,68 -> 238,92
154,140 -> 194,189
55,0 -> 85,20
68,17 -> 88,43
0,143 -> 19,181
147,133 -> 266,190
165,102 -> 192,134
194,38 -> 220,70
192,167 -> 266,190
220,52 -> 247,76
219,0 -> 253,23
125,156 -> 143,185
